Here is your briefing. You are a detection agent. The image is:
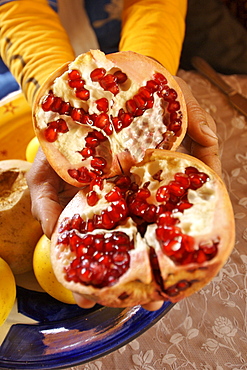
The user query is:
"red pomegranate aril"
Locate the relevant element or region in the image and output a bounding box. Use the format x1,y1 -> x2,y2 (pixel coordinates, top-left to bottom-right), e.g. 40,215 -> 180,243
90,68 -> 106,82
143,204 -> 157,223
105,187 -> 123,202
70,214 -> 83,231
185,166 -> 199,175
168,120 -> 182,134
133,94 -> 147,110
99,74 -> 119,95
126,99 -> 138,115
167,100 -> 180,113
76,88 -> 90,100
51,97 -> 62,112
146,80 -> 159,92
41,93 -> 54,111
93,130 -> 107,142
95,97 -> 109,112
189,173 -> 207,189
56,118 -> 69,133
79,147 -> 95,158
90,176 -> 104,191
177,200 -> 193,212
153,72 -> 168,85
114,175 -> 131,191
113,70 -> 128,84
157,212 -> 178,226
85,135 -> 99,148
71,108 -> 83,122
156,225 -> 181,243
168,181 -> 185,197
136,188 -> 151,200
146,98 -> 154,109
68,69 -> 81,80
101,210 -> 115,229
44,126 -> 58,142
91,156 -> 107,169
112,117 -> 122,132
174,173 -> 190,189
138,86 -> 153,100
59,101 -> 71,115
194,250 -> 207,264
156,185 -> 170,202
110,200 -> 128,221
112,251 -> 129,265
87,190 -> 99,206
93,214 -> 103,229
182,234 -> 195,252
163,88 -> 177,102
77,166 -> 93,183
103,122 -> 113,135
200,241 -> 218,255
68,79 -> 85,89
162,238 -> 184,258
94,113 -> 110,129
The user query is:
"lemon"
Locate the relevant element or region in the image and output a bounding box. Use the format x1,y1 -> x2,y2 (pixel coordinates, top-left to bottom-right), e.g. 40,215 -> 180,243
33,235 -> 76,304
0,257 -> 16,325
25,136 -> 40,162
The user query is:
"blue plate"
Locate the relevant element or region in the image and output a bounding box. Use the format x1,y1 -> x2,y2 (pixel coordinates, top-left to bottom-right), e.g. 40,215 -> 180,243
0,285 -> 173,369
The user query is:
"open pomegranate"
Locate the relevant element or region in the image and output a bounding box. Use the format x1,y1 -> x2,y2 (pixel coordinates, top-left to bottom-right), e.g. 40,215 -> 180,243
33,50 -> 187,186
50,150 -> 235,307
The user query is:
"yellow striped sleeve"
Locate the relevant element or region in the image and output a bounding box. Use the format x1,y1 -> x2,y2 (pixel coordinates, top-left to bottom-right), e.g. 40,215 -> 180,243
0,0 -> 75,106
120,0 -> 187,75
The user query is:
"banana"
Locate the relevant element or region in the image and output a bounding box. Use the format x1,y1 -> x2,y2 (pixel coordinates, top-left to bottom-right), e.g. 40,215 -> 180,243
33,235 -> 76,304
0,257 -> 16,325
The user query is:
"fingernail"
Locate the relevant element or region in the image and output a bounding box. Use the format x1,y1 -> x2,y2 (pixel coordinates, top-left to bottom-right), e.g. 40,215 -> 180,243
200,124 -> 218,140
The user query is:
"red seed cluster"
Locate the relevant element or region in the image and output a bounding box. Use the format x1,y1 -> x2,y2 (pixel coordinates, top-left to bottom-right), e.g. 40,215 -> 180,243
41,69 -> 184,182
58,165 -> 217,289
64,231 -> 134,288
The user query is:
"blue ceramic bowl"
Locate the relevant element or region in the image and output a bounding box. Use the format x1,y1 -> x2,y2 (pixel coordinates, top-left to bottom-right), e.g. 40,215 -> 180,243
0,286 -> 173,369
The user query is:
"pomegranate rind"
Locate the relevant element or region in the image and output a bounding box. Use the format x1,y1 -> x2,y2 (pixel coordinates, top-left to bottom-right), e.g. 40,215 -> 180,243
0,160 -> 43,274
50,150 -> 235,307
33,50 -> 187,187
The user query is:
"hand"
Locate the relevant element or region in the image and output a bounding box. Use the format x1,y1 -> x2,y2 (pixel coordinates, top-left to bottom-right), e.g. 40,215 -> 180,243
175,76 -> 221,176
26,148 -> 80,239
26,77 -> 221,312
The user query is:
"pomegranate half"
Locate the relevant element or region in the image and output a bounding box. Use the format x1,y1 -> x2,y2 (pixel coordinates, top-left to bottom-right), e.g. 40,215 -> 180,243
50,150 -> 235,307
33,50 -> 187,187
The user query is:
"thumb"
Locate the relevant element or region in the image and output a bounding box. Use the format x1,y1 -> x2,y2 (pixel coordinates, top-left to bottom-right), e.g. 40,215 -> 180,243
26,148 -> 62,238
175,77 -> 218,147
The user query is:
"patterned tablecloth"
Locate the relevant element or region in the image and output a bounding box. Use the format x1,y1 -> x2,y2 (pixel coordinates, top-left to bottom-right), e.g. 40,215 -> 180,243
0,69 -> 246,370
67,70 -> 247,370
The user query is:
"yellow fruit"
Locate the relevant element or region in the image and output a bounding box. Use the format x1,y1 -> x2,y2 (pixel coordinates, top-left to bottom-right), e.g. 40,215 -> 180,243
0,257 -> 16,325
25,136 -> 40,163
0,160 -> 43,274
33,234 -> 76,304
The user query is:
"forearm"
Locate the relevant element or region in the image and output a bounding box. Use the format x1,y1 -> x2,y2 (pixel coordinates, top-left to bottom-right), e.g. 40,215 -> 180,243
0,0 -> 75,105
120,0 -> 187,75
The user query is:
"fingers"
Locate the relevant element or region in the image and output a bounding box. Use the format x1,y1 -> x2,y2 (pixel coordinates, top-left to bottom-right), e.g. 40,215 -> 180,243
73,293 -> 96,309
141,301 -> 164,311
175,76 -> 222,176
175,77 -> 218,146
26,148 -> 63,238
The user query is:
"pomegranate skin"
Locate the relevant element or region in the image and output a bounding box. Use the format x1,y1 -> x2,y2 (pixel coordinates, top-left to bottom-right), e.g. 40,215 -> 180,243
50,150 -> 235,307
33,50 -> 187,187
0,160 -> 43,274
